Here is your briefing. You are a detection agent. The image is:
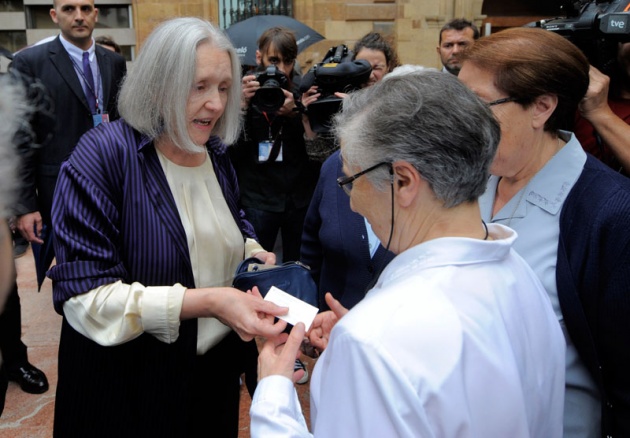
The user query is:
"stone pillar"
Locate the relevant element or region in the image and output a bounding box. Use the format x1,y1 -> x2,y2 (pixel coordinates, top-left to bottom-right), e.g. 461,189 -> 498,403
132,0 -> 219,49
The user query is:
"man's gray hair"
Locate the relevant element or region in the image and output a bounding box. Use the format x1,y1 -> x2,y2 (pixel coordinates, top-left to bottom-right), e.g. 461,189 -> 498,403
118,17 -> 242,152
334,70 -> 500,208
0,74 -> 27,217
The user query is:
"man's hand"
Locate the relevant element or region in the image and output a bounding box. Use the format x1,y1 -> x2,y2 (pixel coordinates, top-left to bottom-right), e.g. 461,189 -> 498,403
241,74 -> 260,109
307,292 -> 348,352
276,89 -> 297,117
258,322 -> 306,383
579,65 -> 613,121
17,211 -> 44,244
301,86 -> 320,109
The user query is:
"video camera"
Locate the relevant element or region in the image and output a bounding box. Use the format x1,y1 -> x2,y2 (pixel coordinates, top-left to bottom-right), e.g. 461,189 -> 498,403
299,44 -> 372,133
527,0 -> 630,73
251,64 -> 289,113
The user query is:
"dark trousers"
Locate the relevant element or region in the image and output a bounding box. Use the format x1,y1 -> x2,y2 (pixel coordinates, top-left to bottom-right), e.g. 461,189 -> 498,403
244,206 -> 308,262
0,281 -> 28,418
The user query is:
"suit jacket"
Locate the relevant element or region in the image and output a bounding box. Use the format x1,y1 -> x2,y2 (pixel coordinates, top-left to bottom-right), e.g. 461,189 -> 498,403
558,155 -> 630,437
301,150 -> 395,310
11,36 -> 127,223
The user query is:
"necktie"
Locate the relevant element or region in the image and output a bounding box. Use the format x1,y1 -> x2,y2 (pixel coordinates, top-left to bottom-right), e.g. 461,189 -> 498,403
82,51 -> 97,113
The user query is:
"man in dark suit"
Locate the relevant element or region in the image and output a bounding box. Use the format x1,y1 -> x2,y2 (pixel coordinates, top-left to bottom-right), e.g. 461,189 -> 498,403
4,0 -> 126,395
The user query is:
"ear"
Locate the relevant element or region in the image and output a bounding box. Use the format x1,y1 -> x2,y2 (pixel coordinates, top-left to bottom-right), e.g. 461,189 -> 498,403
50,8 -> 58,24
392,161 -> 422,208
255,50 -> 262,66
531,93 -> 558,130
94,7 -> 98,22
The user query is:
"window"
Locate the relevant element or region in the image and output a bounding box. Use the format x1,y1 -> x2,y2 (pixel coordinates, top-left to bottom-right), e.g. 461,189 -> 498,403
0,0 -> 24,13
0,30 -> 26,53
219,0 -> 294,29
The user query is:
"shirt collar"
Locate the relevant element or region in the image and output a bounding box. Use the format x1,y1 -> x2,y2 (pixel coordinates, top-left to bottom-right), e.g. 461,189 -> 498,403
483,131 -> 586,221
59,34 -> 95,62
374,223 -> 517,290
519,131 -> 585,216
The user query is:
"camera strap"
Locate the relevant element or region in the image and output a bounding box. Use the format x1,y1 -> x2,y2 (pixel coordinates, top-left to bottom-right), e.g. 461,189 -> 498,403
262,111 -> 283,162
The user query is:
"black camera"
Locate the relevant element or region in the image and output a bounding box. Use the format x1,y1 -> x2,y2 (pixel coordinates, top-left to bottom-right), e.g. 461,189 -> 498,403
527,0 -> 630,73
299,45 -> 372,133
251,65 -> 289,113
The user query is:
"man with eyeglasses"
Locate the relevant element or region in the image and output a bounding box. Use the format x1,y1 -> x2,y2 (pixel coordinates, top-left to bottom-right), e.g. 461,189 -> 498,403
437,18 -> 479,76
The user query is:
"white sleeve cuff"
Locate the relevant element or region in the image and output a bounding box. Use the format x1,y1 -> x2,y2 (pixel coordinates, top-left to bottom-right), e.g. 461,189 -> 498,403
250,375 -> 311,437
245,237 -> 266,258
141,283 -> 186,343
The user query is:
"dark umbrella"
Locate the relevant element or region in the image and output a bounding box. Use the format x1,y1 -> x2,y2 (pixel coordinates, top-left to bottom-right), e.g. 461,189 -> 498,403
0,46 -> 13,61
225,15 -> 325,65
31,224 -> 55,291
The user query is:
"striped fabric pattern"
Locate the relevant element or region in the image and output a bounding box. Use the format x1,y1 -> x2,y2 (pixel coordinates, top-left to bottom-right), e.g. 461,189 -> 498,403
48,119 -> 255,313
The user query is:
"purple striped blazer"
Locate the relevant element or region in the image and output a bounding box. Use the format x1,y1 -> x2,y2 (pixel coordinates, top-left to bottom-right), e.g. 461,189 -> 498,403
48,119 -> 256,314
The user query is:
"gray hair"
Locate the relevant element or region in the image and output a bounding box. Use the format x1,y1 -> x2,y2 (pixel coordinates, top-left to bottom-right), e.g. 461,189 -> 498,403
334,70 -> 500,208
118,17 -> 242,151
0,74 -> 27,217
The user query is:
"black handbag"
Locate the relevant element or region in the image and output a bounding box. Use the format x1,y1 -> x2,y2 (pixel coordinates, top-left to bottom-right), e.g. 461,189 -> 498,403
232,257 -> 318,308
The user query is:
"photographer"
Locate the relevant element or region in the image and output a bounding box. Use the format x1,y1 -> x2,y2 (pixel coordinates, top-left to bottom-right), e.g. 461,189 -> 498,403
301,32 -> 399,311
229,27 -> 319,383
230,26 -> 319,265
301,32 -> 399,161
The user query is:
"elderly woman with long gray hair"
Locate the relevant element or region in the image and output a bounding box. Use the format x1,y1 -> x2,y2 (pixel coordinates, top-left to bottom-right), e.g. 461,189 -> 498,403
250,70 -> 566,437
48,17 -> 288,437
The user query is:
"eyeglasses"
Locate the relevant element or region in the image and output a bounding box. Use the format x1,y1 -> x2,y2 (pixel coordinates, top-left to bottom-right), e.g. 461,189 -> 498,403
487,97 -> 519,107
337,161 -> 391,196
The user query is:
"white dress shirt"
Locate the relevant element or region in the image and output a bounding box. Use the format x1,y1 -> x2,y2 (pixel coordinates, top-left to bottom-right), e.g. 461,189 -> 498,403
59,35 -> 102,111
251,224 -> 565,437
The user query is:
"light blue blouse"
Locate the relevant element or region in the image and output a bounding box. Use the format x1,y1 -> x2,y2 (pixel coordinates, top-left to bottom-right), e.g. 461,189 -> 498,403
479,131 -> 600,438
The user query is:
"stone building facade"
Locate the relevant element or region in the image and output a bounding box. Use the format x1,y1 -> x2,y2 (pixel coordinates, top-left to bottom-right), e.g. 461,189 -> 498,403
132,0 -> 487,72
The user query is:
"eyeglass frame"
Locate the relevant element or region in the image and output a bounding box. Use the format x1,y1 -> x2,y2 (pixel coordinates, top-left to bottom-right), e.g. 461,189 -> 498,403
336,159 -> 396,255
487,96 -> 519,107
336,161 -> 392,196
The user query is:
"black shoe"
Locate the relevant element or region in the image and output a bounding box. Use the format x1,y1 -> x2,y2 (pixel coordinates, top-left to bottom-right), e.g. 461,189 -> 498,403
7,363 -> 49,394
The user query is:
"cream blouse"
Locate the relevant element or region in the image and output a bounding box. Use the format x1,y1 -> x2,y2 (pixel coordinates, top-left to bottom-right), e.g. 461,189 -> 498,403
63,149 -> 264,354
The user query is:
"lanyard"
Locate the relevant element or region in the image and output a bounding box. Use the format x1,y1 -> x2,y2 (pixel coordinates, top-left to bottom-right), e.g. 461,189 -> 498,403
70,55 -> 100,112
262,111 -> 277,139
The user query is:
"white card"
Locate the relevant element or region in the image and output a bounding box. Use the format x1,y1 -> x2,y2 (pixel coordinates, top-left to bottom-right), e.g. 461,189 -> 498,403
264,286 -> 319,331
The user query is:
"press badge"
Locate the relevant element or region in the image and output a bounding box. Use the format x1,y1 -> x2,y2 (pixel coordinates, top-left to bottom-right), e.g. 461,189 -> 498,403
258,140 -> 273,162
92,112 -> 110,127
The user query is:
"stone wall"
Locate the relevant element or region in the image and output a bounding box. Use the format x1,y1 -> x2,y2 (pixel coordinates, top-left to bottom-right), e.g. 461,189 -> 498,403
131,0 -> 485,71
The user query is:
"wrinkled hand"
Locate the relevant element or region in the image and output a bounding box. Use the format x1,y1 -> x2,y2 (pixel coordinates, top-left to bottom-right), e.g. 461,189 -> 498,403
307,292 -> 348,352
258,322 -> 306,383
213,286 -> 288,341
17,211 -> 43,244
579,65 -> 612,120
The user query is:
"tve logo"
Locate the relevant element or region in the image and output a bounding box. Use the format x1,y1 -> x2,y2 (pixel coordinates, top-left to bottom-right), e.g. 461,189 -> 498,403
611,19 -> 626,29
602,13 -> 630,34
